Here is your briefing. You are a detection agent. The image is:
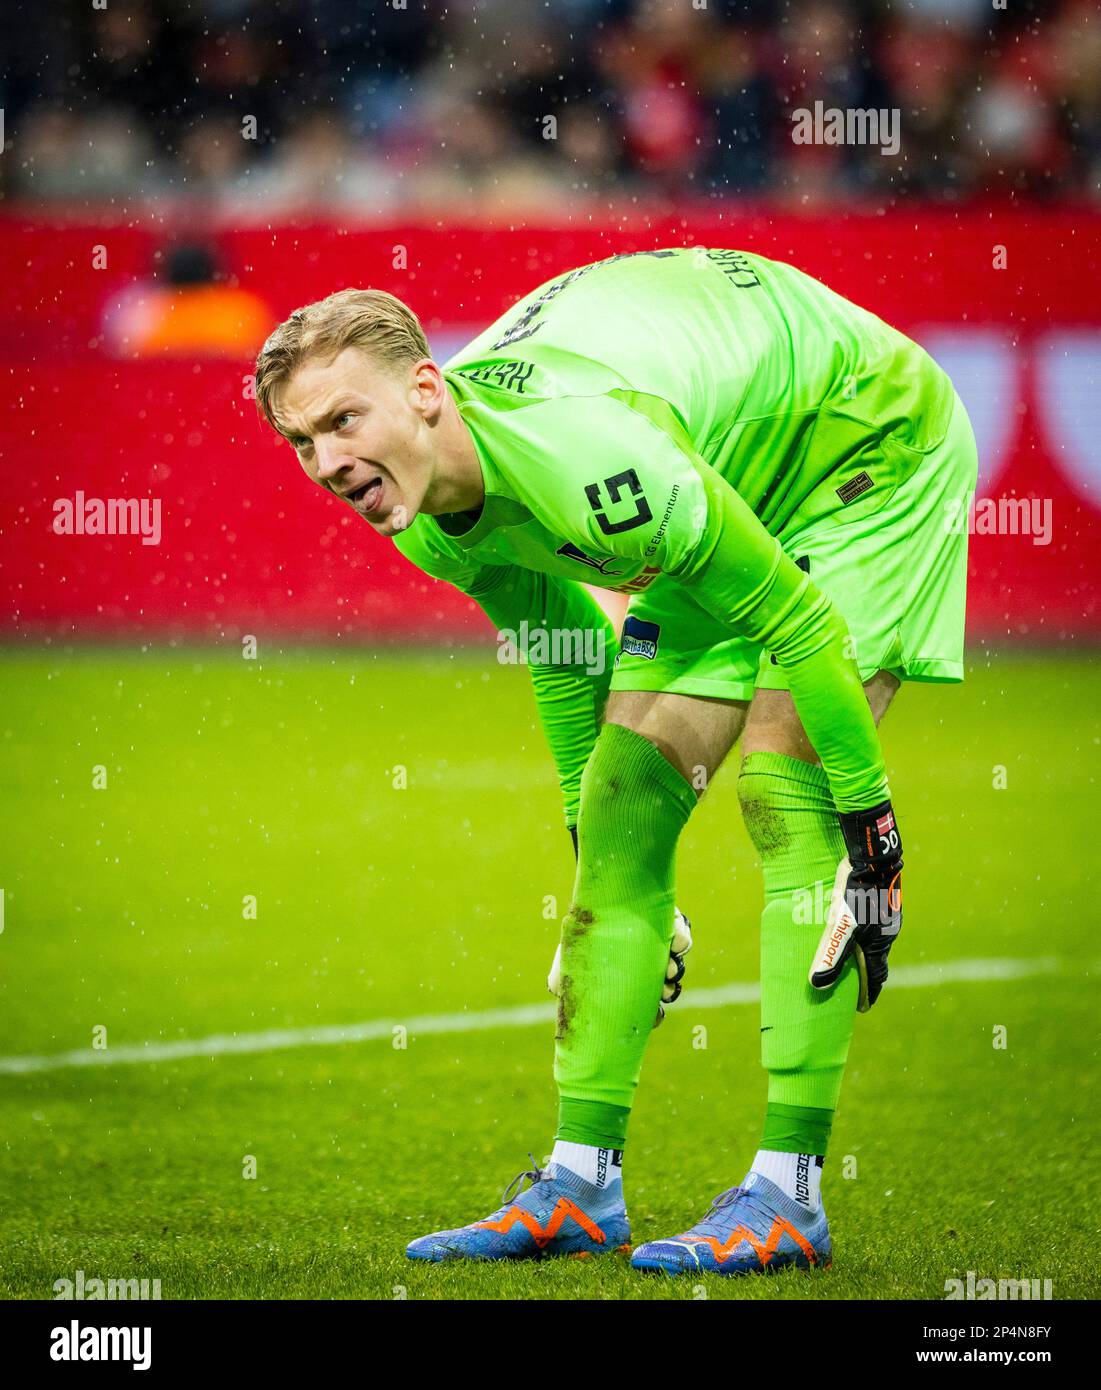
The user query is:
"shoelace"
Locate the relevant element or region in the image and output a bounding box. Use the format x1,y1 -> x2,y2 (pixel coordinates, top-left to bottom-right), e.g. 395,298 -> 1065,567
705,1186 -> 747,1217
500,1152 -> 546,1205
692,1185 -> 770,1234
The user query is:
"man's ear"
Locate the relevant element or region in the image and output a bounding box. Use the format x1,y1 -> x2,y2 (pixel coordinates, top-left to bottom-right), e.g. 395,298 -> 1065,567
410,358 -> 444,419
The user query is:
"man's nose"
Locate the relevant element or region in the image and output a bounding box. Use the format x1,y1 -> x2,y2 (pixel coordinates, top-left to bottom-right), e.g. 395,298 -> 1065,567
315,437 -> 353,481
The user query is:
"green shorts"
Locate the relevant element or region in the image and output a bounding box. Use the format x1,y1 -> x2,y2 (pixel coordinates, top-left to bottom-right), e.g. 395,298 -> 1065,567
611,389 -> 978,702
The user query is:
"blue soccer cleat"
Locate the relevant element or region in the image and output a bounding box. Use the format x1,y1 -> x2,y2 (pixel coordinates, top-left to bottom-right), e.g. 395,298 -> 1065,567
631,1173 -> 831,1276
406,1154 -> 632,1262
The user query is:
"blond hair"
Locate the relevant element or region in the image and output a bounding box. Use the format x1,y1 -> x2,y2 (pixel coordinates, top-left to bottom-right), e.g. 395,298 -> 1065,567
254,288 -> 430,427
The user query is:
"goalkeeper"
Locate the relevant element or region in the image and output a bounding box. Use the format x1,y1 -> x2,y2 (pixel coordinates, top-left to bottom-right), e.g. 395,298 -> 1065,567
254,248 -> 977,1275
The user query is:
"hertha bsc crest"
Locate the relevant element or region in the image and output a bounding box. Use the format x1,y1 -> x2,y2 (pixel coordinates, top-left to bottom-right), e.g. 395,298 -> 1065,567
621,616 -> 661,660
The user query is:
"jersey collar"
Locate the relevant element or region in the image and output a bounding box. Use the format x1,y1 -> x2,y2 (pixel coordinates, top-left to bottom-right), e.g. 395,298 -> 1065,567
425,372 -> 533,549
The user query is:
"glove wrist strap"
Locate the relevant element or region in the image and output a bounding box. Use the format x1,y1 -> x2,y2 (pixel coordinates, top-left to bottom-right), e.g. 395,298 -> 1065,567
838,800 -> 900,869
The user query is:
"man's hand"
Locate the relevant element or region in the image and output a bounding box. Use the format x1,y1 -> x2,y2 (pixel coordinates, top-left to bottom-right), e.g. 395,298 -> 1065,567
809,802 -> 903,1012
548,908 -> 693,1028
660,907 -> 694,1013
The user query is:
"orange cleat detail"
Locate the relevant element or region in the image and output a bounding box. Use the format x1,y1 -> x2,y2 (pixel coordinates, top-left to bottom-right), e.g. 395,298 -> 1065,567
673,1213 -> 819,1267
475,1197 -> 606,1249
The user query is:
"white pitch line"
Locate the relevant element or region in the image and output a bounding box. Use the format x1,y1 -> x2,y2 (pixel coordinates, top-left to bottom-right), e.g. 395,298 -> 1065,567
0,956 -> 1062,1077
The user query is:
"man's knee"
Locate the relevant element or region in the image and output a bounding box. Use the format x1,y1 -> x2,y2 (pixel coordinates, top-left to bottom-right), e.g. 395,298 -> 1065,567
575,722 -> 697,875
603,689 -> 746,790
579,721 -> 695,825
737,755 -> 832,848
737,753 -> 843,892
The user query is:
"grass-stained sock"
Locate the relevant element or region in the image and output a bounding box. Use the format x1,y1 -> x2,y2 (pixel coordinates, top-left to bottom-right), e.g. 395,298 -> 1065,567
555,722 -> 696,1149
738,751 -> 859,1156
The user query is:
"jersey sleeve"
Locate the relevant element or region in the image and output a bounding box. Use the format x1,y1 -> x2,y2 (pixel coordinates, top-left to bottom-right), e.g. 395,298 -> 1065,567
504,392 -> 889,811
393,524 -> 613,828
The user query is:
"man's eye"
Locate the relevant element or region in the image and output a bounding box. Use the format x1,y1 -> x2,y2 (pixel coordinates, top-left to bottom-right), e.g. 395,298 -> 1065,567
335,413 -> 353,430
290,436 -> 309,450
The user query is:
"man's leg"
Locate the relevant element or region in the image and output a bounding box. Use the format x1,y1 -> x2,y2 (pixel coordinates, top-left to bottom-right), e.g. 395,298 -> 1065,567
407,690 -> 747,1263
738,674 -> 898,1206
630,672 -> 899,1276
553,692 -> 747,1150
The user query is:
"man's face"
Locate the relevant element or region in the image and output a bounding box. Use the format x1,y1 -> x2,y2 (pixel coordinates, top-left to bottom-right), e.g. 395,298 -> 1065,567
272,346 -> 438,537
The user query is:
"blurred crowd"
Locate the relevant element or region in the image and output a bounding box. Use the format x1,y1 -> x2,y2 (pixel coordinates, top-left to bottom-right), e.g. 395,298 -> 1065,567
3,0 -> 1099,215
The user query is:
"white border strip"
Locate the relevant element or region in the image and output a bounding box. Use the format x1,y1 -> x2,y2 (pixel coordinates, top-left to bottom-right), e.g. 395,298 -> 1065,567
0,956 -> 1060,1076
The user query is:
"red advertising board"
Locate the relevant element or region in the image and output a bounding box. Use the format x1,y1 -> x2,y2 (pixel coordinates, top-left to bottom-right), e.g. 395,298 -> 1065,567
2,209 -> 1098,642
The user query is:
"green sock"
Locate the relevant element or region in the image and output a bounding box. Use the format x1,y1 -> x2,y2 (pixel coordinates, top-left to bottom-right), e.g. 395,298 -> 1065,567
738,751 -> 859,1156
555,722 -> 696,1150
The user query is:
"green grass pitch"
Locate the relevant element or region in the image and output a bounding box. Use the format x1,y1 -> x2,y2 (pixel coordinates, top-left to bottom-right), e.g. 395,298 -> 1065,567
0,646 -> 1097,1300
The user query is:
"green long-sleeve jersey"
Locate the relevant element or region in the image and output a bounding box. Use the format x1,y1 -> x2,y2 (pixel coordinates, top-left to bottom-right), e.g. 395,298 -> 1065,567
393,248 -> 955,820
